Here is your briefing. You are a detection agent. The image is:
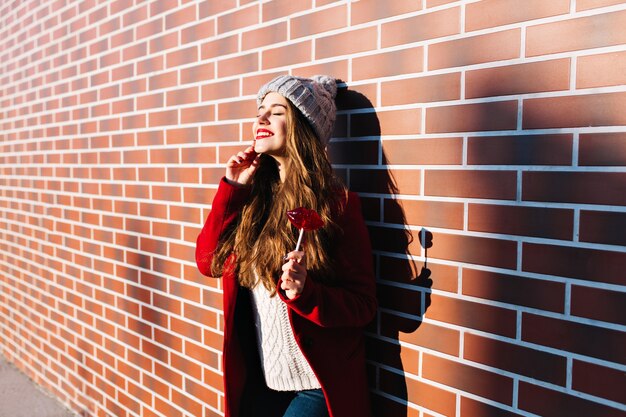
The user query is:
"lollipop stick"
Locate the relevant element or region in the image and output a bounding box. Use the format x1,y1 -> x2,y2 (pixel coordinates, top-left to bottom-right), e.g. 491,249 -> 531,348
294,228 -> 304,252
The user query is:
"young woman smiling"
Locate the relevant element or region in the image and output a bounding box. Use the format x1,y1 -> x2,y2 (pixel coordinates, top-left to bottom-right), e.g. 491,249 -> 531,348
196,75 -> 377,417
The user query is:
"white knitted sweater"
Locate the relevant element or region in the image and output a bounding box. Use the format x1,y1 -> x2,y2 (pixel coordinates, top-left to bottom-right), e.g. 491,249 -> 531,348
250,281 -> 321,391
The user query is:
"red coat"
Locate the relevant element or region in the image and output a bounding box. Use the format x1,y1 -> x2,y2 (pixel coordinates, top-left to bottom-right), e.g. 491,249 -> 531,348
196,178 -> 377,417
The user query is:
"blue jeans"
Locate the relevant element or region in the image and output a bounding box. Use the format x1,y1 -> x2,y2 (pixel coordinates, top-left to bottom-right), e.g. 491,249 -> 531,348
242,387 -> 329,417
283,389 -> 329,417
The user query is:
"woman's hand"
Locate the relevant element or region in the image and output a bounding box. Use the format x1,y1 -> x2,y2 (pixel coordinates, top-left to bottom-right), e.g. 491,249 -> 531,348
225,145 -> 260,186
280,251 -> 307,300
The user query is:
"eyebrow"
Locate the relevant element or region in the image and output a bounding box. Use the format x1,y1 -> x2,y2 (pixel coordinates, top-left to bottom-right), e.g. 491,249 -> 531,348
258,103 -> 288,111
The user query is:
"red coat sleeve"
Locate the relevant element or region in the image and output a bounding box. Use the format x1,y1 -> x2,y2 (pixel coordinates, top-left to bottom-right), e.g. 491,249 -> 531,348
278,191 -> 378,328
195,178 -> 251,277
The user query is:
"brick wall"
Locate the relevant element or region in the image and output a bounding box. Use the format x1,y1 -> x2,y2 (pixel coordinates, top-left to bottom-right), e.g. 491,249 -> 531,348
1,1 -> 625,416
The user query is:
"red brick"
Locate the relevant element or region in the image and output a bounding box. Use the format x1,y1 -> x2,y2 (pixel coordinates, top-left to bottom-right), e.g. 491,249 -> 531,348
461,397 -> 523,417
519,381 -> 625,417
150,149 -> 178,164
165,4 -> 196,30
378,282 -> 429,317
155,397 -> 183,417
523,171 -> 626,206
383,137 -> 462,166
291,5 -> 346,39
423,353 -> 514,404
523,313 -> 626,365
217,4 -> 259,34
166,87 -> 199,106
578,51 -> 626,88
180,105 -> 214,125
352,0 -> 422,25
137,56 -> 164,76
199,0 -> 236,18
335,84 -> 377,111
148,109 -> 178,127
293,60 -> 349,83
382,313 -> 460,357
137,17 -> 163,40
523,242 -> 626,286
242,22 -> 287,50
366,336 -> 419,374
217,99 -> 256,121
425,170 -> 516,200
466,0 -> 569,31
327,140 -> 378,165
385,198 -> 464,230
467,59 -> 570,98
242,71 -> 287,95
315,27 -> 377,59
201,79 -> 239,102
180,62 -> 214,85
200,124 -> 239,143
166,127 -> 199,145
579,132 -> 626,166
217,52 -> 258,78
382,7 -> 460,48
426,100 -> 518,133
185,340 -> 218,369
350,168 -> 420,195
462,268 -> 565,312
353,47 -> 424,81
429,29 -> 520,70
262,0 -> 312,21
571,285 -> 626,326
149,71 -> 177,91
352,109 -> 421,136
469,203 -> 574,239
201,35 -> 238,60
572,360 -> 626,404
380,368 -> 457,417
137,130 -> 164,146
382,73 -> 460,106
262,40 -> 312,69
137,93 -> 165,110
186,379 -> 219,410
367,225 -> 421,258
464,333 -> 567,385
427,293 -> 517,337
165,46 -> 198,68
527,10 -> 626,56
150,32 -> 178,54
181,20 -> 215,44
468,134 -> 573,165
379,255 -> 459,293
577,0 -> 625,10
580,210 -> 626,246
523,92 -> 626,129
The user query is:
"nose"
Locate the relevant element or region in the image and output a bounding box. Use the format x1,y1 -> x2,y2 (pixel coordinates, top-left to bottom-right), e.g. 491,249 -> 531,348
257,110 -> 269,124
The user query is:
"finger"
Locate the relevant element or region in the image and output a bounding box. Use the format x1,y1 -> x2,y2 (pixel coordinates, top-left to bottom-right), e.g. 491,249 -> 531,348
285,251 -> 305,263
247,154 -> 261,173
281,277 -> 294,290
243,146 -> 258,159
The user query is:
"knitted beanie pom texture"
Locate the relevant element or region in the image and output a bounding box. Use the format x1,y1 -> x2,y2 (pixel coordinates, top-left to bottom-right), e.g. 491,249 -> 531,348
256,75 -> 338,146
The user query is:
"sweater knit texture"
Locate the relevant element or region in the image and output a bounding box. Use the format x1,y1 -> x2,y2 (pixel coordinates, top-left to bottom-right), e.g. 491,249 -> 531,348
250,278 -> 321,391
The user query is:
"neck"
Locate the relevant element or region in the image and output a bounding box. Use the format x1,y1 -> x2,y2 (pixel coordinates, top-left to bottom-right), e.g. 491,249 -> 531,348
272,156 -> 288,183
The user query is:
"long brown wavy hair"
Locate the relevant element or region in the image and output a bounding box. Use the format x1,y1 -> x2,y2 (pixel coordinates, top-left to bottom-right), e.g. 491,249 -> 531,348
211,99 -> 347,294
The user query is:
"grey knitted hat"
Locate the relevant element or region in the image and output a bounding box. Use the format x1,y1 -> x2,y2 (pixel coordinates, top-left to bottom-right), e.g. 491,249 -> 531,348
257,75 -> 338,146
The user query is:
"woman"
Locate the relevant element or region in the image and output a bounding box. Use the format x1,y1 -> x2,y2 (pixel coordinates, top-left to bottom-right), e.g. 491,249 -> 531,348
195,75 -> 377,417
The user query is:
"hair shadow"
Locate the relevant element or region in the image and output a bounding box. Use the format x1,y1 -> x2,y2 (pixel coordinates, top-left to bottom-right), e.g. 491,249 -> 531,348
331,82 -> 434,417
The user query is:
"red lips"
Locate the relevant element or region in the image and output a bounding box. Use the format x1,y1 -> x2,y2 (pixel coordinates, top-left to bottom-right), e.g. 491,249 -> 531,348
255,128 -> 273,140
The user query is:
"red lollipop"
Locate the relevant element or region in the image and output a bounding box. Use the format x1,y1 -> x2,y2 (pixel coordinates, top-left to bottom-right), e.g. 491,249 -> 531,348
287,207 -> 324,251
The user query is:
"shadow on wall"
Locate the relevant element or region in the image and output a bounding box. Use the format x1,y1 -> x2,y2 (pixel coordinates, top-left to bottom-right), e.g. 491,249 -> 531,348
331,84 -> 433,417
